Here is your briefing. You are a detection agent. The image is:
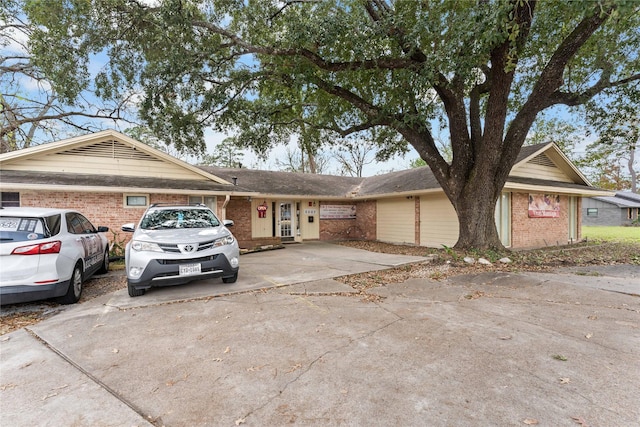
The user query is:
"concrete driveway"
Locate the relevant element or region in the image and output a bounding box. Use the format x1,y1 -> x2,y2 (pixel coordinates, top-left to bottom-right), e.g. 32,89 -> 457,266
1,242 -> 639,427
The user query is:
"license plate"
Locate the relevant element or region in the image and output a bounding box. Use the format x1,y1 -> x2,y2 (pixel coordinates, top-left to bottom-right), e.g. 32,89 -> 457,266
179,263 -> 201,276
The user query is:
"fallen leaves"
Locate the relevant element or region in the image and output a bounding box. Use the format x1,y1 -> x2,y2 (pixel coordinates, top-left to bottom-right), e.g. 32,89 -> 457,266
552,354 -> 568,361
287,363 -> 302,373
523,418 -> 539,425
559,377 -> 571,384
572,415 -> 589,426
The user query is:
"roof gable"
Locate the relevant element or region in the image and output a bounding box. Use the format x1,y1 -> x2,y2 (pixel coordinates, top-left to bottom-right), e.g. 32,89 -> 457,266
0,130 -> 230,184
510,143 -> 590,185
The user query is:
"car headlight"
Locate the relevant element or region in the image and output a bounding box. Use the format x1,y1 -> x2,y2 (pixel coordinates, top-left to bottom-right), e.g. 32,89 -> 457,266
131,240 -> 163,252
214,235 -> 235,247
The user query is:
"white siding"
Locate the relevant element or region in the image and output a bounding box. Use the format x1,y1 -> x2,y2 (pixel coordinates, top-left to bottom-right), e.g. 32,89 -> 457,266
299,201 -> 320,240
251,199 -> 273,238
377,198 -> 415,244
2,140 -> 208,181
419,194 -> 459,248
510,153 -> 573,183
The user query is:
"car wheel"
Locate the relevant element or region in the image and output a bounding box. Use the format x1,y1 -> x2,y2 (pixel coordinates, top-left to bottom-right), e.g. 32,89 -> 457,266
58,262 -> 83,304
222,272 -> 238,284
97,249 -> 109,274
128,280 -> 145,297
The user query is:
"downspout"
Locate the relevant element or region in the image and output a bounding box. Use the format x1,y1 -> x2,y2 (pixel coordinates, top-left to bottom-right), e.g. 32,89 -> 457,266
222,195 -> 230,221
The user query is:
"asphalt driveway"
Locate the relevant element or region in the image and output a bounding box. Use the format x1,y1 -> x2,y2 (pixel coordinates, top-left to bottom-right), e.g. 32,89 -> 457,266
1,242 -> 638,426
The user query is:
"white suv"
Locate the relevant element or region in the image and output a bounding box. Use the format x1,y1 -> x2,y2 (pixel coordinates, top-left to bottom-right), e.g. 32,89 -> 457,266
0,207 -> 110,305
121,204 -> 240,297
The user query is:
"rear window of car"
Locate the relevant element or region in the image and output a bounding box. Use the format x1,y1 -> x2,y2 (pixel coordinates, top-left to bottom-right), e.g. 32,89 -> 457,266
140,209 -> 221,230
0,214 -> 61,242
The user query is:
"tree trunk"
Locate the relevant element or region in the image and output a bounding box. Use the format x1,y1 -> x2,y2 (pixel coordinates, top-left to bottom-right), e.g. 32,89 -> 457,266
450,176 -> 504,250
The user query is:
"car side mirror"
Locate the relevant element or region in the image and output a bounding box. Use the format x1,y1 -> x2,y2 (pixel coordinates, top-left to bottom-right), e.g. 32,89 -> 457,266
223,219 -> 234,227
121,223 -> 136,232
97,226 -> 109,233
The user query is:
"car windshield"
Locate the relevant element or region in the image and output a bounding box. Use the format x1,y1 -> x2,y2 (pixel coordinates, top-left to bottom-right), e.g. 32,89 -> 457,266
140,209 -> 220,230
0,216 -> 51,242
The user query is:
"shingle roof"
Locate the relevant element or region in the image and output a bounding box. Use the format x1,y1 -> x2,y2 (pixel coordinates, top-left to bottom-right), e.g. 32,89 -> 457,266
515,143 -> 550,162
616,191 -> 640,203
593,192 -> 640,208
357,166 -> 441,197
198,167 -> 364,197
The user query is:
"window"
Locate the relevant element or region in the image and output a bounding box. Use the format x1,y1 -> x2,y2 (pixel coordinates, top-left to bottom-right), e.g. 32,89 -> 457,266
189,195 -> 217,211
1,192 -> 20,207
494,192 -> 511,247
587,208 -> 598,217
66,213 -> 96,234
124,194 -> 148,207
628,208 -> 633,220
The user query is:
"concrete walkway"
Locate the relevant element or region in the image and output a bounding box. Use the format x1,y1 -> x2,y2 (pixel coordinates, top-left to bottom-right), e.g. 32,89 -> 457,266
1,243 -> 639,426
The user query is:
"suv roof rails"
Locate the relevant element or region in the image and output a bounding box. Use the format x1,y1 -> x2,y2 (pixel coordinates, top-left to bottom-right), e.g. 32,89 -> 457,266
149,203 -> 208,208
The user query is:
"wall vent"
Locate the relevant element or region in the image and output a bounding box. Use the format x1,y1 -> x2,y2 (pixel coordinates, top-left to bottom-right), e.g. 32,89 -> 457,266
60,140 -> 161,162
529,153 -> 556,168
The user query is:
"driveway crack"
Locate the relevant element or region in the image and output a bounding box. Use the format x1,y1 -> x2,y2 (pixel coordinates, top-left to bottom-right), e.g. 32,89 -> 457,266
24,328 -> 160,426
239,315 -> 404,423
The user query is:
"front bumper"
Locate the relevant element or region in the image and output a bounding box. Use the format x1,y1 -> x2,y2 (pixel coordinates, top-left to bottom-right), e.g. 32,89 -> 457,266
127,253 -> 239,290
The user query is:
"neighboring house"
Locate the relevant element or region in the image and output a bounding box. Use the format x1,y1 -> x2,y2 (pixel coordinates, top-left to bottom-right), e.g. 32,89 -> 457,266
0,130 -> 610,250
582,192 -> 640,226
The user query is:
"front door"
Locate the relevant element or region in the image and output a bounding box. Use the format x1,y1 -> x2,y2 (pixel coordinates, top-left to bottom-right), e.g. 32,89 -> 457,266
278,201 -> 295,242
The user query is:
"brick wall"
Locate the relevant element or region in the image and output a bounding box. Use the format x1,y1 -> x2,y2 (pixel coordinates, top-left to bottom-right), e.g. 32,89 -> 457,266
19,191 -> 190,249
319,200 -> 376,241
511,192 -> 572,248
224,197 -> 252,243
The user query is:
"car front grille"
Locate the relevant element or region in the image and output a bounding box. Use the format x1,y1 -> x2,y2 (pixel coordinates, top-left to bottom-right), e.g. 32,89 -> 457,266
158,240 -> 217,253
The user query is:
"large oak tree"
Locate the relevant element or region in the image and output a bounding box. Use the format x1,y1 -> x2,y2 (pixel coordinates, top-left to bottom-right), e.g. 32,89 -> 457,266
25,0 -> 640,248
1,0 -> 135,151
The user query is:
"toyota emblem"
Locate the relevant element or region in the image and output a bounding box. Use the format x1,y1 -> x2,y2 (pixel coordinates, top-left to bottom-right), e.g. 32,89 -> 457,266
179,244 -> 197,253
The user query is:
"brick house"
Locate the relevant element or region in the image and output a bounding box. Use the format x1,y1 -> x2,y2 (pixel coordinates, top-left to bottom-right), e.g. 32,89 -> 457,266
0,130 -> 610,250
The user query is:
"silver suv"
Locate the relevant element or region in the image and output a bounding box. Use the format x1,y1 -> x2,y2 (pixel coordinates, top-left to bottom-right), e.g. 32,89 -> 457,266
121,204 -> 239,297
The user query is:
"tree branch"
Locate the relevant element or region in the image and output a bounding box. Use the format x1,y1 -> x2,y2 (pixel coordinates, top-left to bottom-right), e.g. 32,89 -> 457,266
504,2 -> 616,174
550,72 -> 640,107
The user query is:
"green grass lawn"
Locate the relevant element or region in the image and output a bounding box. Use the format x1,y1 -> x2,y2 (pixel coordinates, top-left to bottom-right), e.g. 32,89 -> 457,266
583,226 -> 640,243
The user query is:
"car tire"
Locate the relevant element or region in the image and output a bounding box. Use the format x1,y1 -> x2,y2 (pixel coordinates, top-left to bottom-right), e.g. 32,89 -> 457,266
222,272 -> 238,284
128,281 -> 145,297
58,262 -> 83,305
97,249 -> 109,274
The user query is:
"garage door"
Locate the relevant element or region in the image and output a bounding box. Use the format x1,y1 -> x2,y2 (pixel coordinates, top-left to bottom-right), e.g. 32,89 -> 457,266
420,194 -> 459,248
377,198 -> 415,244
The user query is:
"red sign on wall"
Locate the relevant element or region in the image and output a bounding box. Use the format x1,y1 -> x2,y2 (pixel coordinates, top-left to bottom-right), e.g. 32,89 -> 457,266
257,203 -> 268,218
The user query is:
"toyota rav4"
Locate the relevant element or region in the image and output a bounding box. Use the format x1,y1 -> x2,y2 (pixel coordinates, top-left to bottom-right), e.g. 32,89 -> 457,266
121,204 -> 239,297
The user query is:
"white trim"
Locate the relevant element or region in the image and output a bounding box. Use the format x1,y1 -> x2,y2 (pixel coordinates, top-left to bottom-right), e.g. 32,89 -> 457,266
0,182 -> 259,197
124,193 -> 149,208
504,181 -> 612,197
